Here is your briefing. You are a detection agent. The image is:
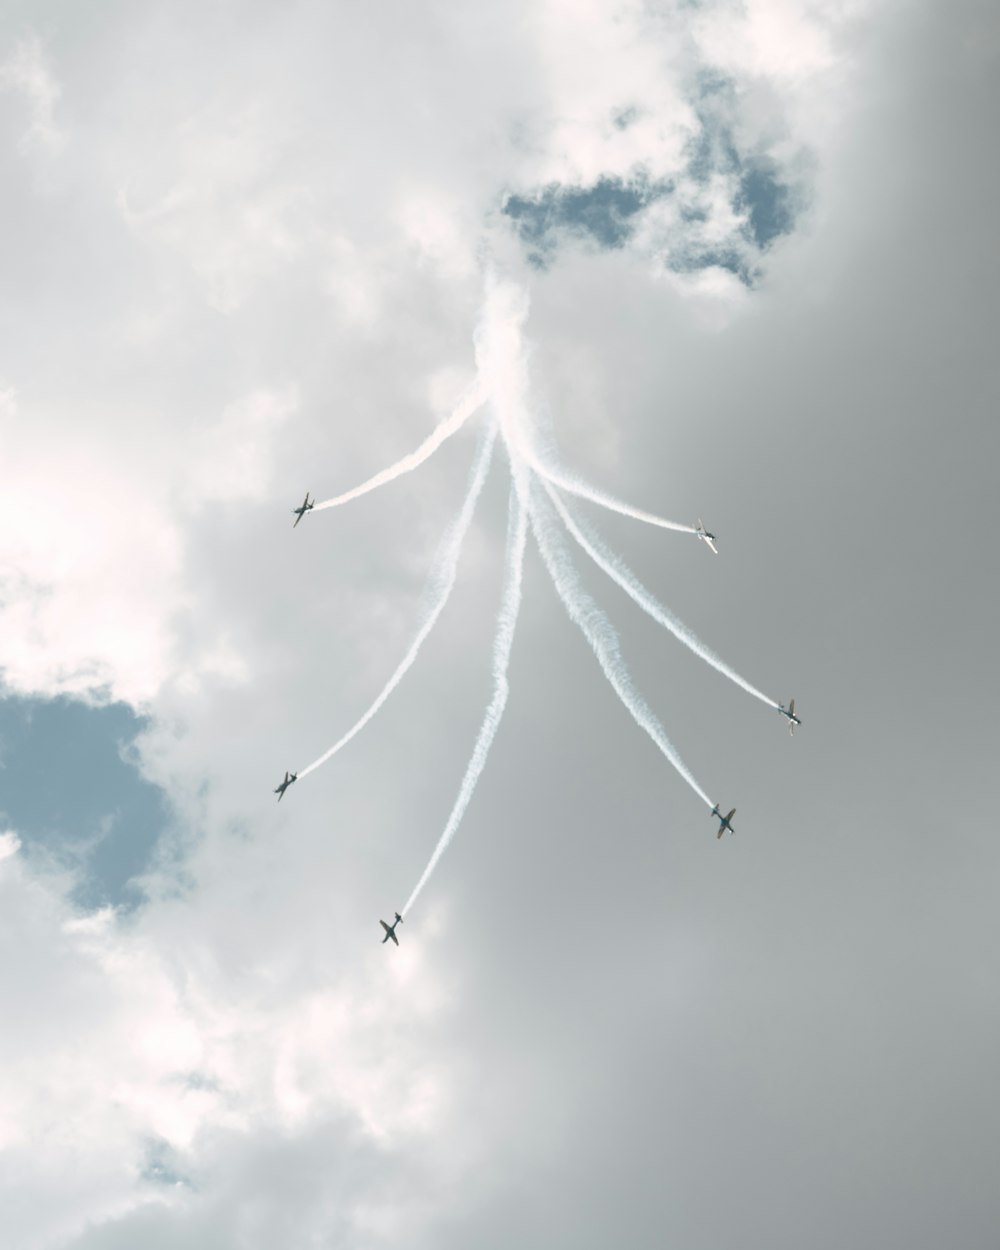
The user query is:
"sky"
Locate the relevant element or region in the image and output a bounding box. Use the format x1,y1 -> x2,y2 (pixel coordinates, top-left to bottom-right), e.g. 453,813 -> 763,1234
1,1 -> 999,1246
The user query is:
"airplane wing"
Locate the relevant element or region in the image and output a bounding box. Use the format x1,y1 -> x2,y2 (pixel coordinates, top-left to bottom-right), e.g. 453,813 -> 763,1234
717,827 -> 724,839
389,931 -> 398,945
788,699 -> 795,716
727,809 -> 736,823
380,920 -> 391,934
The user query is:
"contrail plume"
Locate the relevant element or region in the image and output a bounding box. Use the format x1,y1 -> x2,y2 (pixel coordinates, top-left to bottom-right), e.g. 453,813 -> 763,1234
402,483 -> 528,916
530,487 -> 713,809
297,424 -> 497,781
530,455 -> 696,534
544,482 -> 779,710
312,379 -> 486,513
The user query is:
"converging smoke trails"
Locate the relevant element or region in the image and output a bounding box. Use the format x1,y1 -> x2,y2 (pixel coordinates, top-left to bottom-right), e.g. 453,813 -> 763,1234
530,455 -> 696,535
297,425 -> 497,781
530,486 -> 713,809
544,482 -> 779,710
280,279 -> 799,918
402,482 -> 529,916
312,378 -> 486,513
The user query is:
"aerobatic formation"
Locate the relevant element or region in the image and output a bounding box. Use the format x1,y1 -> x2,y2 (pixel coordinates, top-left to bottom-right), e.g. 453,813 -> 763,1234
273,279 -> 801,946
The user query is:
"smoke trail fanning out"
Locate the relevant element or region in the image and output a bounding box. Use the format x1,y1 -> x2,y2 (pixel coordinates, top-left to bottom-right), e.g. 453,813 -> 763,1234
531,456 -> 695,534
312,379 -> 486,512
530,486 -> 713,808
544,483 -> 779,709
402,483 -> 529,917
298,424 -> 497,780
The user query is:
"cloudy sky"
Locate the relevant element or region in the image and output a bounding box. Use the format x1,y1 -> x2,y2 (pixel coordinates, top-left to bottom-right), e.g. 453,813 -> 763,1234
2,1 -> 999,1246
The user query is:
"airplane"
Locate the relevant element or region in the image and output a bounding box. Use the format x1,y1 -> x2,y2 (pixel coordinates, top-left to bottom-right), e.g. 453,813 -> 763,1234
273,770 -> 297,800
695,519 -> 718,554
711,804 -> 736,838
777,698 -> 802,736
292,492 -> 314,528
380,912 -> 403,946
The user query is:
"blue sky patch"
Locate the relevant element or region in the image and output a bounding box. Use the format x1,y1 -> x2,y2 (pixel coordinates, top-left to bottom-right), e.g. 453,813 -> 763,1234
502,176 -> 672,266
0,694 -> 170,910
739,162 -> 796,249
140,1138 -> 194,1189
503,75 -> 799,278
669,245 -> 756,286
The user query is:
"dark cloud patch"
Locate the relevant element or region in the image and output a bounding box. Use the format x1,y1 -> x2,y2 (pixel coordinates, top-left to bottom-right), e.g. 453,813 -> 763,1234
140,1140 -> 194,1190
503,73 -> 798,280
687,81 -> 798,251
739,162 -> 796,249
611,105 -> 640,131
0,695 -> 170,910
670,245 -> 756,286
502,176 -> 672,268
687,119 -> 741,184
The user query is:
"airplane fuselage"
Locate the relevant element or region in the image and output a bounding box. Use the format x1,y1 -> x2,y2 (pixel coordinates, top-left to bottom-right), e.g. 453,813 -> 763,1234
292,494 -> 314,527
778,702 -> 801,734
711,804 -> 736,836
274,770 -> 298,800
695,519 -> 718,554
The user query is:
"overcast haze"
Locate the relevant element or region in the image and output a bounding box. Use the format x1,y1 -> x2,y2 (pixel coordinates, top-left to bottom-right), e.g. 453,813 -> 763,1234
1,2 -> 999,1247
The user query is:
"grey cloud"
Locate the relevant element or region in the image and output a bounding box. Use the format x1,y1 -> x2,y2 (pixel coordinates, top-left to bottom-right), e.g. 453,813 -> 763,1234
4,1 -> 1000,1248
71,1119 -> 424,1250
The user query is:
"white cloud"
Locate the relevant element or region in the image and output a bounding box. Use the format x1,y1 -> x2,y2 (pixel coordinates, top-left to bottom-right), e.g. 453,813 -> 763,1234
3,2 -> 977,1247
186,387 -> 298,507
398,188 -> 477,279
516,0 -> 699,186
0,833 -> 464,1250
511,0 -> 862,192
323,232 -> 387,329
693,0 -> 837,83
0,34 -> 63,153
0,378 -> 294,703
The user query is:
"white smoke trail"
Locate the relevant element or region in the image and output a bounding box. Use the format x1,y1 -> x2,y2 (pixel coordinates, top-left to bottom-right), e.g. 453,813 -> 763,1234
530,486 -> 713,809
544,482 -> 779,710
402,482 -> 528,917
529,454 -> 696,534
297,424 -> 497,781
312,378 -> 486,512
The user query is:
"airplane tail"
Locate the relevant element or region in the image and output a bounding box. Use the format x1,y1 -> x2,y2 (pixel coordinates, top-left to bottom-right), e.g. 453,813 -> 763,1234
395,912 -> 403,924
